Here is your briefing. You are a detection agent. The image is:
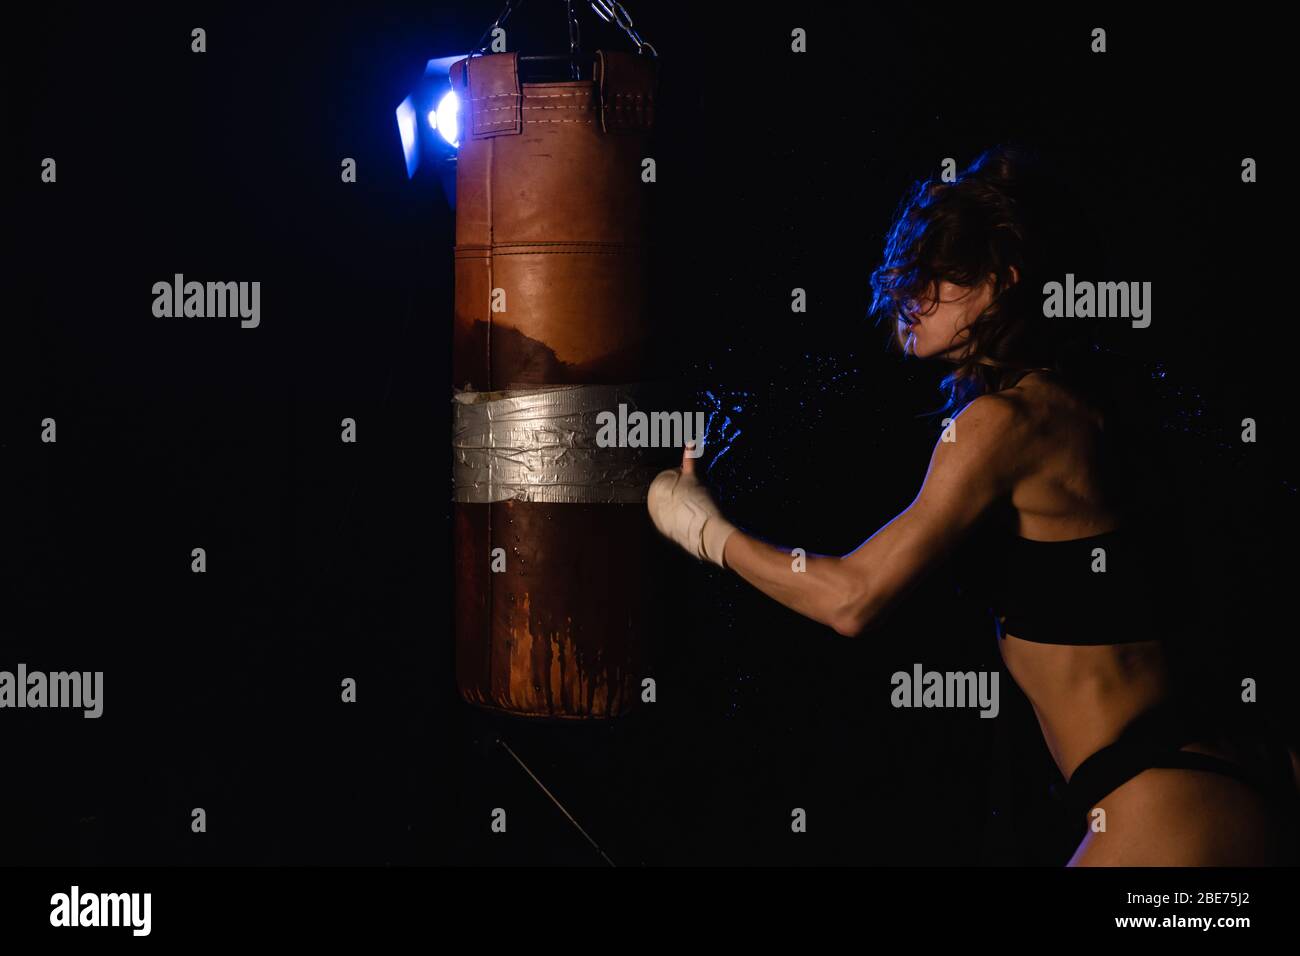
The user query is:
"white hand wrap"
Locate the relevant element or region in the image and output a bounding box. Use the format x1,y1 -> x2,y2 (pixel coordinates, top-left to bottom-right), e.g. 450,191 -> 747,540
646,466 -> 736,567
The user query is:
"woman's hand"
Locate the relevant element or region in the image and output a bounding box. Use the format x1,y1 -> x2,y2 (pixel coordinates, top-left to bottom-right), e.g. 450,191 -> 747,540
646,443 -> 736,567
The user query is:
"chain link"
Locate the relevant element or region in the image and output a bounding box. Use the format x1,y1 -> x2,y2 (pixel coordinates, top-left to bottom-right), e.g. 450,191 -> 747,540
472,0 -> 656,58
473,0 -> 525,54
588,0 -> 657,56
566,0 -> 582,78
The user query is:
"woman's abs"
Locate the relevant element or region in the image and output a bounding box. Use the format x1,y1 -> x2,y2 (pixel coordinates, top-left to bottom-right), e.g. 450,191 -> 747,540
998,633 -> 1169,777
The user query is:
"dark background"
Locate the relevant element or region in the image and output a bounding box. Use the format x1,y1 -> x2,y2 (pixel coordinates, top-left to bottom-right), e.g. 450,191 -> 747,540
5,3 -> 1291,865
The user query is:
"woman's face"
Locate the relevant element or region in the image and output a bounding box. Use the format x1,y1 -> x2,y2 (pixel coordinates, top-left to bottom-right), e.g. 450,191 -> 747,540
901,278 -> 995,361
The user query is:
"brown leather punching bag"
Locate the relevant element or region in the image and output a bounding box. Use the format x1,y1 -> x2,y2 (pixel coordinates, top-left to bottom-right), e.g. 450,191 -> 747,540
449,50 -> 662,718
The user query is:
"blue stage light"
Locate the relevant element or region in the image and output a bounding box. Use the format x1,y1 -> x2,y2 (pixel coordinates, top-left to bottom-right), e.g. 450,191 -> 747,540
395,55 -> 467,182
396,97 -> 420,178
433,90 -> 460,147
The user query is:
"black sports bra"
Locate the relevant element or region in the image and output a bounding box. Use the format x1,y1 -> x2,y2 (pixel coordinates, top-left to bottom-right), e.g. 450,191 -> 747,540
985,525 -> 1173,645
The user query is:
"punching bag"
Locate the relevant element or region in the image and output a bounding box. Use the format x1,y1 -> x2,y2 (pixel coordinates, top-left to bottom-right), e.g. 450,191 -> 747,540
449,50 -> 662,718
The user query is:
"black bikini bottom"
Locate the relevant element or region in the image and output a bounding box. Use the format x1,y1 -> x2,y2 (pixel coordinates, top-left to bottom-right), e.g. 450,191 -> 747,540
1064,699 -> 1300,825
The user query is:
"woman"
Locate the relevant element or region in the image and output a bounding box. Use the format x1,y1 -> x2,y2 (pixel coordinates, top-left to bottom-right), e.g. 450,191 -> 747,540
647,146 -> 1299,865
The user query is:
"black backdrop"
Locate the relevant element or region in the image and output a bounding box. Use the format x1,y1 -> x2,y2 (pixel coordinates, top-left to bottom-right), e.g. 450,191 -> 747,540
7,2 -> 1291,866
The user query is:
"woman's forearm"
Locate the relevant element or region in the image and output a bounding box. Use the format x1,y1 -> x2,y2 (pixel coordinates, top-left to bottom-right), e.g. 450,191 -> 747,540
722,530 -> 871,636
646,449 -> 877,635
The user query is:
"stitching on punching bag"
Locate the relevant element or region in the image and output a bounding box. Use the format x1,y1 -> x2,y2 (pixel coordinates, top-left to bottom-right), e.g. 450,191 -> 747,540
485,128 -> 495,694
486,133 -> 494,390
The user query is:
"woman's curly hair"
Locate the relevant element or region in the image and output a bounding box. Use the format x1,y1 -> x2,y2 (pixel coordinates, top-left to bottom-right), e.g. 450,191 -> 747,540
869,144 -> 1106,417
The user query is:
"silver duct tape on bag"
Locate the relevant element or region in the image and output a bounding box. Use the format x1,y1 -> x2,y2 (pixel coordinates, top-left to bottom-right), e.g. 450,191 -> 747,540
452,384 -> 667,504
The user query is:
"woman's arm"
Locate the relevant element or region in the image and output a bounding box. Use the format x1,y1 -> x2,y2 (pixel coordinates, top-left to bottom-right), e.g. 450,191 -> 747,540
649,394 -> 1027,636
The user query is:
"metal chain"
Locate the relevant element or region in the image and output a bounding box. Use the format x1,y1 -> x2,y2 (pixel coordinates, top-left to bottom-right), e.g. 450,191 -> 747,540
588,0 -> 657,56
473,0 -> 525,54
472,0 -> 656,58
566,0 -> 582,78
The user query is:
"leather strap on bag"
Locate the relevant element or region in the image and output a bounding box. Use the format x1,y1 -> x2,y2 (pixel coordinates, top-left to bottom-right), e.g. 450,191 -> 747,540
462,51 -> 523,138
453,50 -> 658,139
594,50 -> 657,133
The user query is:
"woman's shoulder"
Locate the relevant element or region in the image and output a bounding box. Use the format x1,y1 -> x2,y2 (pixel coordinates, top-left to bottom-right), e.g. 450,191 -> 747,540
949,391 -> 1038,452
999,368 -> 1107,433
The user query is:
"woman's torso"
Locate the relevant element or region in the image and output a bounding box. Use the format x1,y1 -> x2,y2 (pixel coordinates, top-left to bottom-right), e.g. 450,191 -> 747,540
982,370 -> 1171,777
